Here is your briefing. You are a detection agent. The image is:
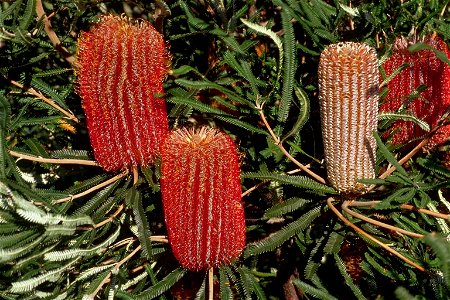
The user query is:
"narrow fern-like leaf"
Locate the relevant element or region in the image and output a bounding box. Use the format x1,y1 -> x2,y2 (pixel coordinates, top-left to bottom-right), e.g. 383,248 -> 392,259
263,197 -> 310,218
278,9 -> 296,122
245,206 -> 322,257
10,259 -> 78,293
129,188 -> 152,260
117,268 -> 187,300
334,254 -> 366,300
282,86 -> 310,141
243,171 -> 336,195
374,131 -> 408,177
44,225 -> 120,261
292,279 -> 338,300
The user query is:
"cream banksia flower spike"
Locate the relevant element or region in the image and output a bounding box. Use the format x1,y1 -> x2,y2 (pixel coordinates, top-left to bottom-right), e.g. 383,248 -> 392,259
160,126 -> 246,271
318,42 -> 379,194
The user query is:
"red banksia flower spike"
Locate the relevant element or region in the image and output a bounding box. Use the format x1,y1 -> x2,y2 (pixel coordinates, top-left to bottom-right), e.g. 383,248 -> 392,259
318,42 -> 379,194
76,15 -> 169,172
160,127 -> 246,271
380,35 -> 450,151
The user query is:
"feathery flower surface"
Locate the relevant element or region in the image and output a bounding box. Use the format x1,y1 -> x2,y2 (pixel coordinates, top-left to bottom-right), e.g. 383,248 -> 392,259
160,127 -> 246,271
76,15 -> 169,172
318,42 -> 379,193
380,36 -> 450,150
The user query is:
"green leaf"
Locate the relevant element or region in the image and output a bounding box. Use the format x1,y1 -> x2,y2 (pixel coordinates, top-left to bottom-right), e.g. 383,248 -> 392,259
278,9 -> 296,122
116,268 -> 187,300
245,206 -> 322,257
378,112 -> 430,132
334,254 -> 366,300
44,225 -> 120,261
373,131 -> 409,178
129,187 -> 153,260
282,86 -> 310,141
424,234 -> 450,287
243,171 -> 336,195
263,197 -> 310,218
0,93 -> 10,178
10,259 -> 78,293
18,0 -> 35,30
292,278 -> 338,300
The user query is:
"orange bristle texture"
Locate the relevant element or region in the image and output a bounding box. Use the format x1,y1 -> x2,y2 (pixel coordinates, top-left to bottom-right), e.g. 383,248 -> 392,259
160,127 -> 246,271
76,15 -> 169,171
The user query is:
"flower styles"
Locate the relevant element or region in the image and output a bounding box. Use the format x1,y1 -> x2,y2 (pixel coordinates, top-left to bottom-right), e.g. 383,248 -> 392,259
160,127 -> 246,271
318,42 -> 379,194
76,15 -> 169,172
380,35 -> 450,151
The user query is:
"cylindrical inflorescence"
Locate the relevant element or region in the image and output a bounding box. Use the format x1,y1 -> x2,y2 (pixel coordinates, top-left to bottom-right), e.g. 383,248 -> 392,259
318,42 -> 379,194
160,127 -> 246,271
76,15 -> 169,172
380,35 -> 450,150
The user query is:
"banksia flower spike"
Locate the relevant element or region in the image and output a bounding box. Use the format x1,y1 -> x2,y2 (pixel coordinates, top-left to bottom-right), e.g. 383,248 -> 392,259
76,15 -> 169,172
318,42 -> 379,194
160,127 -> 246,271
380,35 -> 450,151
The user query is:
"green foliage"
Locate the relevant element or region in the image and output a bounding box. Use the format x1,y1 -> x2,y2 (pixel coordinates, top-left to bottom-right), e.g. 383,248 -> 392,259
0,0 -> 449,299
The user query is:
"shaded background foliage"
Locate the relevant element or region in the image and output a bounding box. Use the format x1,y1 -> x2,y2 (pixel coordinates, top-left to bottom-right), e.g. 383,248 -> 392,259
0,0 -> 450,299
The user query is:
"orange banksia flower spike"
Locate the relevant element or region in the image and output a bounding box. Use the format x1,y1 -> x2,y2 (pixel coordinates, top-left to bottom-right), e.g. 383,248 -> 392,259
318,42 -> 379,193
76,15 -> 169,172
160,127 -> 246,271
380,35 -> 450,150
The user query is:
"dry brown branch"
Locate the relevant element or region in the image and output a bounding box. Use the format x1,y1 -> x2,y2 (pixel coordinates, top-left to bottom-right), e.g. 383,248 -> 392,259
53,171 -> 128,204
9,79 -> 79,123
9,150 -> 97,166
342,200 -> 424,238
256,101 -> 326,184
35,0 -> 75,65
327,198 -> 426,272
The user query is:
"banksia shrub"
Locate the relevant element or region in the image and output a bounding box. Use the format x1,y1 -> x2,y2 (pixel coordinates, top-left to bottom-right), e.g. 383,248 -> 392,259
318,42 -> 379,193
380,36 -> 450,151
76,15 -> 169,172
160,127 -> 246,271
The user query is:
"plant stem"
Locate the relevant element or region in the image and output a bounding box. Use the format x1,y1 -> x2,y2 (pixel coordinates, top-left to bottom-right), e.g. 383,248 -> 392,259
9,79 -> 79,123
256,102 -> 326,184
35,0 -> 75,65
342,200 -> 424,238
327,198 -> 426,272
9,150 -> 97,166
53,171 -> 128,204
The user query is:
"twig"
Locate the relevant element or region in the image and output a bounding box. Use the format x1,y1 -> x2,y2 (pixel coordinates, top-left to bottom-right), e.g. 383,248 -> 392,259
256,101 -> 326,184
348,200 -> 450,220
327,198 -> 426,272
208,267 -> 214,300
9,79 -> 79,123
95,204 -> 125,228
89,245 -> 142,299
35,0 -> 75,65
342,200 -> 424,238
9,150 -> 97,166
132,166 -> 139,185
53,171 -> 128,204
88,235 -> 168,298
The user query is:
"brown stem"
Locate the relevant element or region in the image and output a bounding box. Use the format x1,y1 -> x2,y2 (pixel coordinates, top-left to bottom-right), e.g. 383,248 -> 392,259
53,171 -> 128,204
35,0 -> 75,65
9,150 -> 97,166
327,198 -> 426,272
256,102 -> 326,184
342,200 -> 424,238
348,200 -> 450,220
95,204 -> 125,228
9,80 -> 79,123
208,267 -> 214,300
